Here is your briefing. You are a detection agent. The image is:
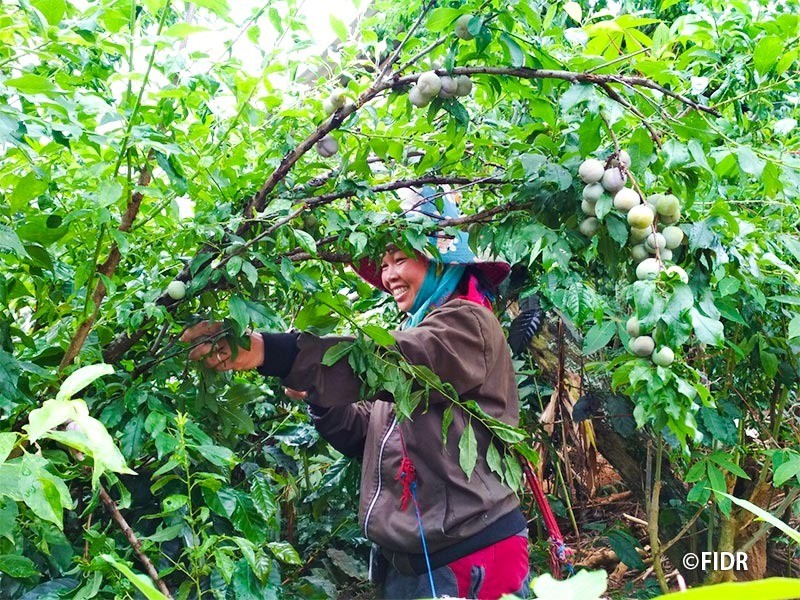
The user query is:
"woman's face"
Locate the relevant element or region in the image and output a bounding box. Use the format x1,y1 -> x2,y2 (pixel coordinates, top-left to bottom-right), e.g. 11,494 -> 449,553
380,249 -> 429,312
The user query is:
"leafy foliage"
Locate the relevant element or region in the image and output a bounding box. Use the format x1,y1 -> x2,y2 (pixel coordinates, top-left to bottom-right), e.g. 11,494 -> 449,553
1,0 -> 799,596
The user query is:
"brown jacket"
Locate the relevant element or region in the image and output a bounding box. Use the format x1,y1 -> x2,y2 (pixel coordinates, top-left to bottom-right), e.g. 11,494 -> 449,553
282,299 -> 522,571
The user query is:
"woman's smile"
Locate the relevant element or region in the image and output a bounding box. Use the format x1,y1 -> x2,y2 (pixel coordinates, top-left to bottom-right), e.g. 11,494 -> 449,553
380,250 -> 428,312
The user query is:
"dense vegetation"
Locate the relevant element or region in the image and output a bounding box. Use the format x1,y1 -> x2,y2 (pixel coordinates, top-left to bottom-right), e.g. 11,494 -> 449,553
1,0 -> 798,597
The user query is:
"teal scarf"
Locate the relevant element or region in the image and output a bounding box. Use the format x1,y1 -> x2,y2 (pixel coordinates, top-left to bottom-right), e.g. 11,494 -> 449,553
402,263 -> 466,329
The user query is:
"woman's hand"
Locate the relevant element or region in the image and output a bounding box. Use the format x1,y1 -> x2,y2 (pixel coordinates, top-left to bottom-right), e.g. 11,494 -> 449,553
180,321 -> 264,371
284,387 -> 307,400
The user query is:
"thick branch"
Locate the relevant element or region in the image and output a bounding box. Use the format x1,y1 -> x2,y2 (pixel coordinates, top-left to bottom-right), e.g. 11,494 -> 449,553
305,175 -> 508,208
99,485 -> 174,599
60,155 -> 153,370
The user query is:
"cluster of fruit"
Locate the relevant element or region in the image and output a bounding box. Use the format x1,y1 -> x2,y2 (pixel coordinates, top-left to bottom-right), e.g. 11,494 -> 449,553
409,71 -> 473,108
577,151 -> 690,367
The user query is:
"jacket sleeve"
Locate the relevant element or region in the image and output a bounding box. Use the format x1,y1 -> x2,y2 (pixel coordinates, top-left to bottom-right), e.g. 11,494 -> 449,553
307,402 -> 372,458
281,301 -> 493,408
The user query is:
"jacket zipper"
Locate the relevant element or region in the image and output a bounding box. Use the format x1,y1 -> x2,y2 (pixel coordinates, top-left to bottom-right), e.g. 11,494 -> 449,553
363,413 -> 397,537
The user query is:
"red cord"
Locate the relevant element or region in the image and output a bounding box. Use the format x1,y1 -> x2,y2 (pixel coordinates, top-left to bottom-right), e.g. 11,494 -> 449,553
395,426 -> 417,512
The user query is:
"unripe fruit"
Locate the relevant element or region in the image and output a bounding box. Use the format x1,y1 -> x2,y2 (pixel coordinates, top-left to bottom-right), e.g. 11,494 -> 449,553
454,14 -> 475,40
630,227 -> 650,243
628,204 -> 655,229
316,135 -> 339,157
631,244 -> 649,262
167,280 -> 186,300
579,217 -> 599,237
409,87 -> 431,108
454,75 -> 473,97
645,232 -> 667,253
630,335 -> 655,357
439,75 -> 458,98
583,183 -> 604,202
417,71 -> 442,97
636,257 -> 661,280
665,265 -> 689,284
601,167 -> 627,192
656,194 -> 681,217
660,248 -> 673,261
613,188 -> 639,212
323,89 -> 346,115
652,346 -> 675,366
660,210 -> 681,225
626,316 -> 641,337
581,199 -> 596,216
579,159 -> 605,184
663,225 -> 684,249
618,150 -> 631,168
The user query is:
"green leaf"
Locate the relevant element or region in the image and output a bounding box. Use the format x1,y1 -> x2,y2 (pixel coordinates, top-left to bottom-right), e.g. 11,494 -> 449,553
329,14 -> 348,41
0,433 -> 16,464
321,341 -> 352,366
583,321 -> 616,355
425,7 -> 461,32
31,0 -> 66,25
708,452 -> 749,479
499,32 -> 525,67
606,530 -> 645,569
18,453 -> 72,529
145,523 -> 186,542
441,405 -> 453,445
250,476 -> 277,525
55,363 -> 114,402
486,442 -> 503,478
717,493 -> 800,545
737,146 -> 765,178
10,172 -> 48,212
651,579 -> 800,600
25,399 -> 76,443
361,325 -> 395,346
5,74 -> 56,95
99,554 -> 167,600
774,455 -> 800,487
754,36 -> 783,76
0,225 -> 29,258
788,315 -> 800,339
267,541 -> 302,565
690,308 -> 724,346
707,464 -> 731,515
0,554 -> 38,578
163,23 -> 210,38
187,0 -> 231,20
228,296 -> 250,336
458,422 -> 477,480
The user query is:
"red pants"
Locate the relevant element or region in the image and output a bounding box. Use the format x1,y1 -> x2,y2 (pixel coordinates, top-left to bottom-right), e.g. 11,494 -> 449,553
381,533 -> 530,599
447,533 -> 530,599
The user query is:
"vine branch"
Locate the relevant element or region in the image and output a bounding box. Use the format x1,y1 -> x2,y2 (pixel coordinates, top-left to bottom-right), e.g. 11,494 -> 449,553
99,485 -> 174,599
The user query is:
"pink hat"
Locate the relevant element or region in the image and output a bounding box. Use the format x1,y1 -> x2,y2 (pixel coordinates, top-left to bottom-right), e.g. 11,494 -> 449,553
353,186 -> 510,293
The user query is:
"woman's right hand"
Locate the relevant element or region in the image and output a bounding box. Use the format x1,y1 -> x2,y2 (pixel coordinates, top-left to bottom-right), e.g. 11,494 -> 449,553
180,321 -> 265,371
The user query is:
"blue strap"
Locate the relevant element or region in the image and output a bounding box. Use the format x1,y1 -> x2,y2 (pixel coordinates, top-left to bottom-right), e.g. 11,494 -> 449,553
410,481 -> 437,597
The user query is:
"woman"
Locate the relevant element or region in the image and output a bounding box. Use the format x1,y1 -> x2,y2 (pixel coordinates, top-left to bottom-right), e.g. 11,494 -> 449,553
182,188 -> 530,599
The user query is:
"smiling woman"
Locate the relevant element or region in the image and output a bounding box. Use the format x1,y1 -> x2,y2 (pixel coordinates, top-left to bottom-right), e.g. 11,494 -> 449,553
182,187 -> 529,599
380,249 -> 429,312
